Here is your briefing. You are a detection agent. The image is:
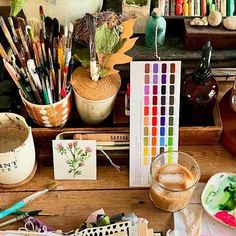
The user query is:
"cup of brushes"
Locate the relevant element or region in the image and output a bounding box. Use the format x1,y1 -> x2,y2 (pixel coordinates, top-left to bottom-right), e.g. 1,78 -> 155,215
0,6 -> 73,127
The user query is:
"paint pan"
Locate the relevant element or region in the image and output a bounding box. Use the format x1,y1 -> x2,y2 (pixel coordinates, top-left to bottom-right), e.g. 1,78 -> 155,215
0,113 -> 36,188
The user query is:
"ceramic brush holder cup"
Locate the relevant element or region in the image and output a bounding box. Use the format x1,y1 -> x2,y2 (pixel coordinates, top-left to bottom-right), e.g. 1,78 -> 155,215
71,67 -> 121,125
20,89 -> 72,127
0,113 -> 36,188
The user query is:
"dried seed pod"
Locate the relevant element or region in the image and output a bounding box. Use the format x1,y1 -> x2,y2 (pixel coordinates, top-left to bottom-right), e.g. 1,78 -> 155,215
73,11 -> 123,46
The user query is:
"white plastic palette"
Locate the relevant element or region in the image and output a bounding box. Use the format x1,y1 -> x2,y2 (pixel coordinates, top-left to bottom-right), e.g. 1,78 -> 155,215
201,172 -> 236,228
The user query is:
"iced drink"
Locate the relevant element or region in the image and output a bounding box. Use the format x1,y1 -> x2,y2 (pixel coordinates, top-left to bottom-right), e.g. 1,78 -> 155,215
149,152 -> 200,212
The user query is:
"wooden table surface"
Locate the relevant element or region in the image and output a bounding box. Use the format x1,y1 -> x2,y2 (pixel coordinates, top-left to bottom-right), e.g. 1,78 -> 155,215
0,144 -> 235,233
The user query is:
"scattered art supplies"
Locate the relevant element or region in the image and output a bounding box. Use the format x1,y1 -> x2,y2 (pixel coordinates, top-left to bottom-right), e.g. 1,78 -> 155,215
129,61 -> 181,187
0,6 -> 74,127
0,113 -> 36,188
0,209 -> 157,236
0,181 -> 58,219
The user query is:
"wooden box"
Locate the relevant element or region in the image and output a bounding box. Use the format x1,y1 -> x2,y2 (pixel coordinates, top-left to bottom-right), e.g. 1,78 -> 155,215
184,19 -> 236,50
113,94 -> 223,145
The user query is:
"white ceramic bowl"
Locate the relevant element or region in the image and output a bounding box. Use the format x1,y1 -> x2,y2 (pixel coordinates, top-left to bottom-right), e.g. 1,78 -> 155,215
23,0 -> 103,23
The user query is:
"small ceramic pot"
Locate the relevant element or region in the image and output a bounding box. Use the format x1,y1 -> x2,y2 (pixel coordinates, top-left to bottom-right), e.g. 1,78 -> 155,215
73,89 -> 118,125
71,67 -> 121,125
0,113 -> 36,186
20,89 -> 72,127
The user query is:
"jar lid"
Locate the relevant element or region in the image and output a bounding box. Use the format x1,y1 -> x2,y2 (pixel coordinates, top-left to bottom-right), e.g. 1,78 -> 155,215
71,67 -> 121,100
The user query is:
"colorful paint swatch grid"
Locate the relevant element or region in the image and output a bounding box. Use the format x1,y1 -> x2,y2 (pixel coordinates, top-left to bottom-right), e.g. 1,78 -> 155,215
129,61 -> 181,187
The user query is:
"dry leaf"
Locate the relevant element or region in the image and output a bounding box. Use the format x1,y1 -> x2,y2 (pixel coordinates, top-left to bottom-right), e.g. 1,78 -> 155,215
120,17 -> 136,39
97,18 -> 138,76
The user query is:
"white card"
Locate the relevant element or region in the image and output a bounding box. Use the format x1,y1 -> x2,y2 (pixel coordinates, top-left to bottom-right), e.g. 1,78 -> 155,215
129,61 -> 181,187
52,140 -> 97,180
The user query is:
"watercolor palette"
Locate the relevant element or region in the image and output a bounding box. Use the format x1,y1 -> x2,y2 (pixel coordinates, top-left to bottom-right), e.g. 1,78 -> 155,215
129,61 -> 181,187
201,172 -> 236,228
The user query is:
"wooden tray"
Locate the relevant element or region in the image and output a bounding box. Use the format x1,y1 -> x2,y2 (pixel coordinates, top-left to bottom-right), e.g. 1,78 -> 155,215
184,19 -> 236,50
29,93 -> 223,166
113,94 -> 223,145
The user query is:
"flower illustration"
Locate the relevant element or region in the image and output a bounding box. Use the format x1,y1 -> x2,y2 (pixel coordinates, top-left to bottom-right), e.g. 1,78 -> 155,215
56,142 -> 92,178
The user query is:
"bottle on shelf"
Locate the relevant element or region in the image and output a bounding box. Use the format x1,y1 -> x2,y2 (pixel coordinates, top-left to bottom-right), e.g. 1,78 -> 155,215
145,8 -> 166,48
180,41 -> 219,126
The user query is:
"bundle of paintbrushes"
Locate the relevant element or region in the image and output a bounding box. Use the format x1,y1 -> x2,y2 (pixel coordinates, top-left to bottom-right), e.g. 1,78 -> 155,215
0,6 -> 74,105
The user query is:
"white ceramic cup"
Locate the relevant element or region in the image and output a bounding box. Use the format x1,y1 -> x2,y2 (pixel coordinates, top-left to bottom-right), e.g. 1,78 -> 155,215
0,113 -> 36,185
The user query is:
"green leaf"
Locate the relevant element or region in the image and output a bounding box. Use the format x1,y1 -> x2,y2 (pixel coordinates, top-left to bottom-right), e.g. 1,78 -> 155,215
73,48 -> 90,68
95,23 -> 120,54
10,0 -> 27,17
111,38 -> 127,54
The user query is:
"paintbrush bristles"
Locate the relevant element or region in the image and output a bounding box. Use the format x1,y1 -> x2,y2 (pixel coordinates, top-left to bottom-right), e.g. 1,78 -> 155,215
86,13 -> 97,59
47,181 -> 58,190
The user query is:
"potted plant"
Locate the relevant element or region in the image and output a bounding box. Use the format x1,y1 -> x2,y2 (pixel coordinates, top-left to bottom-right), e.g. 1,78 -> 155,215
71,14 -> 137,125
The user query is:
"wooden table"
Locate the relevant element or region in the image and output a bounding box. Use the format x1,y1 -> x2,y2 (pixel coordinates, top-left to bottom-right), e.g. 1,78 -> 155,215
0,144 -> 235,233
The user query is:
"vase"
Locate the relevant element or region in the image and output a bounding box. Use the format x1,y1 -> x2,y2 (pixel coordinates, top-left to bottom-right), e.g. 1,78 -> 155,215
145,8 -> 166,48
22,0 -> 103,23
71,67 -> 121,125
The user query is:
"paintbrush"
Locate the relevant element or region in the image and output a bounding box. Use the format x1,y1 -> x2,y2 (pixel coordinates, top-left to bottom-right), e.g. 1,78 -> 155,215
0,208 -> 56,216
0,16 -> 24,67
0,43 -> 9,61
0,182 -> 58,219
39,6 -> 46,39
0,210 -> 41,228
12,17 -> 31,61
3,59 -> 35,103
86,13 -> 99,81
61,22 -> 73,98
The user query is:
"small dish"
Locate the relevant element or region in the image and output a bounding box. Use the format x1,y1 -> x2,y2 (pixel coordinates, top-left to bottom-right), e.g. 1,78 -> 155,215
201,172 -> 236,228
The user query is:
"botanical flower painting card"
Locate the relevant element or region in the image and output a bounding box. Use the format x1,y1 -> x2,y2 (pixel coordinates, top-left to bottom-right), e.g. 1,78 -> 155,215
52,140 -> 97,180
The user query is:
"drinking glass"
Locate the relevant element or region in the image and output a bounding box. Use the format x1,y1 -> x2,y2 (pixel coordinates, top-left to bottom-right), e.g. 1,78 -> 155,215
149,151 -> 200,212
